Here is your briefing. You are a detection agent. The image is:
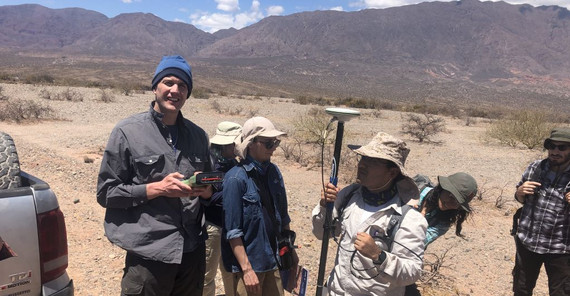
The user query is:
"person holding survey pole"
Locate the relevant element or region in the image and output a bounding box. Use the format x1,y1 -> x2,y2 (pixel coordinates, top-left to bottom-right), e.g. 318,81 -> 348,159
312,132 -> 427,296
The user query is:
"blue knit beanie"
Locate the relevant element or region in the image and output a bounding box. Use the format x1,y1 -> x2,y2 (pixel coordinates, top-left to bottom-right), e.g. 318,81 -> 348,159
151,55 -> 193,97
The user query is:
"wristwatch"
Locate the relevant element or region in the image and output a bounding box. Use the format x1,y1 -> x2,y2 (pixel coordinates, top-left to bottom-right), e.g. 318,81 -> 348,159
372,251 -> 387,265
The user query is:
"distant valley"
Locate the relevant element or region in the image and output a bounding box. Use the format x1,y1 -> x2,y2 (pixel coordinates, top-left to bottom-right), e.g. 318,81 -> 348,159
1,0 -> 569,113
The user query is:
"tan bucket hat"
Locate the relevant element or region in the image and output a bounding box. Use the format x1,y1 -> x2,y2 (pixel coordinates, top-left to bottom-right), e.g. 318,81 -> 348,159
348,132 -> 418,203
210,121 -> 242,145
235,117 -> 286,158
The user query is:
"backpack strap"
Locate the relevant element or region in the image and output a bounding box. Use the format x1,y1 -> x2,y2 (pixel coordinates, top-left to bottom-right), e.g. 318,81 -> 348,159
386,204 -> 412,251
333,184 -> 360,224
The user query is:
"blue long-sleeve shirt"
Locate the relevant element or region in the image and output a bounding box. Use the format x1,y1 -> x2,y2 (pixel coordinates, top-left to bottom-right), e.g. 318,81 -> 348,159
221,158 -> 291,273
419,187 -> 451,247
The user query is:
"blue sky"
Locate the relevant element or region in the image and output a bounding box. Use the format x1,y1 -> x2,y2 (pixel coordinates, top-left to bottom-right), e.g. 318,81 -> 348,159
2,0 -> 569,33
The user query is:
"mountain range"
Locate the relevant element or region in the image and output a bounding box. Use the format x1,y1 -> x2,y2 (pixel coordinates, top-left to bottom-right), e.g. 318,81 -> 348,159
1,1 -> 569,112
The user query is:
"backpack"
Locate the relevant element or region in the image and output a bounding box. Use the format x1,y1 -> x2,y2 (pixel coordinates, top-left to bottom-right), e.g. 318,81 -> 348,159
412,174 -> 436,199
333,184 -> 413,251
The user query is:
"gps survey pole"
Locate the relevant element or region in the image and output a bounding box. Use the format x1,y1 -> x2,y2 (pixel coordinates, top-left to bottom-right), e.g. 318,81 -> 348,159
316,107 -> 360,296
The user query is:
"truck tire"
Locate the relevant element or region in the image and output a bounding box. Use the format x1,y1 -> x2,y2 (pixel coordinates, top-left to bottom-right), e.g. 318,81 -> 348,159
0,132 -> 21,189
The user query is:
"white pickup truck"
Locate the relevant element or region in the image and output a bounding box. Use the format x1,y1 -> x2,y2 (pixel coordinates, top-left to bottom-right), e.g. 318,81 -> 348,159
0,132 -> 74,296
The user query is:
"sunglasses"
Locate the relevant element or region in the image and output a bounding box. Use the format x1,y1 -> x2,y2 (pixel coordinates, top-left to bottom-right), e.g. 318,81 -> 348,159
256,138 -> 281,149
545,142 -> 569,151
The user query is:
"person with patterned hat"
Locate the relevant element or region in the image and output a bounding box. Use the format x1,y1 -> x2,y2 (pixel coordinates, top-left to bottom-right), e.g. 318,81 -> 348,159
97,55 -> 213,296
312,132 -> 427,296
512,127 -> 570,296
221,116 -> 297,296
202,121 -> 242,296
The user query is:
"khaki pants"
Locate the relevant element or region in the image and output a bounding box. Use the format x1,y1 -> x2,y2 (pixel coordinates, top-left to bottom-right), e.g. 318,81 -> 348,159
202,222 -> 233,296
227,269 -> 283,296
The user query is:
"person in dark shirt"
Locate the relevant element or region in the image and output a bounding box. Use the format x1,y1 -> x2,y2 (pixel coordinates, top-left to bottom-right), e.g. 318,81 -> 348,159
203,121 -> 242,296
97,55 -> 213,296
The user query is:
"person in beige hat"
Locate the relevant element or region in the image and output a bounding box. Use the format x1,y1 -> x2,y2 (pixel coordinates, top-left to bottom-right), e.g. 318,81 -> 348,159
512,127 -> 570,296
312,132 -> 427,296
203,121 -> 242,296
221,117 -> 297,296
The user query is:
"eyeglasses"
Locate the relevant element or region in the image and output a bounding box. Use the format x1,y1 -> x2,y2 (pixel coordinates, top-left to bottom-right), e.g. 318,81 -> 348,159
256,138 -> 281,149
545,142 -> 569,151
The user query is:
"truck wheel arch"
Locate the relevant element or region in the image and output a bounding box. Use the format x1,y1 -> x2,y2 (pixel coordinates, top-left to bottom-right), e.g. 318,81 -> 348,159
0,131 -> 21,189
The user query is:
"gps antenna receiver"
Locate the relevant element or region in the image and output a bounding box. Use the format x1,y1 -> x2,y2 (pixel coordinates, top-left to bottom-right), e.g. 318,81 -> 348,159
316,107 -> 360,296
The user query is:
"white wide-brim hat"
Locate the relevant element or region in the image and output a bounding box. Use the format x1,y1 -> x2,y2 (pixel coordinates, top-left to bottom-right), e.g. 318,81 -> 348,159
210,121 -> 242,145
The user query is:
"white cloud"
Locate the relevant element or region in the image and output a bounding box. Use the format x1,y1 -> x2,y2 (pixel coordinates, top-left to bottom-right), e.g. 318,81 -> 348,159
173,18 -> 187,23
350,0 -> 570,9
489,0 -> 570,9
191,0 -> 266,33
122,0 -> 132,3
267,5 -> 284,16
330,6 -> 344,11
216,0 -> 240,12
363,0 -> 420,9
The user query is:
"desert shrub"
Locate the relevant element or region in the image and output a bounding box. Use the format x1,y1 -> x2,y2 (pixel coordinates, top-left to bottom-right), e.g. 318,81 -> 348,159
493,183 -> 510,209
291,107 -> 335,145
486,110 -> 555,149
294,95 -> 331,106
24,74 -> 55,84
337,97 -> 375,109
0,73 -> 15,82
280,138 -> 309,167
464,116 -> 476,126
192,87 -> 212,99
0,99 -> 55,122
337,148 -> 359,184
246,108 -> 259,117
40,88 -> 84,102
116,83 -> 148,96
210,100 -> 223,113
419,247 -> 453,289
401,113 -> 446,143
98,89 -> 115,103
228,106 -> 243,116
0,86 -> 6,101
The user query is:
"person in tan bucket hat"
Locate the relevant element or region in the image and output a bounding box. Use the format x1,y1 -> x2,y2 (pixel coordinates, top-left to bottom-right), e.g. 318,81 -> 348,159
312,132 -> 427,296
221,117 -> 297,296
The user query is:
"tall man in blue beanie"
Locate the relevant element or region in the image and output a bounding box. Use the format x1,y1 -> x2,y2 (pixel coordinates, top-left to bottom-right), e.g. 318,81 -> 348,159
97,55 -> 213,296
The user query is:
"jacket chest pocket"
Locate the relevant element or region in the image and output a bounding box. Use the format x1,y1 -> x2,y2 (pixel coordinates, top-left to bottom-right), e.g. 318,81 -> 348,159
242,188 -> 262,218
134,154 -> 165,183
179,153 -> 209,177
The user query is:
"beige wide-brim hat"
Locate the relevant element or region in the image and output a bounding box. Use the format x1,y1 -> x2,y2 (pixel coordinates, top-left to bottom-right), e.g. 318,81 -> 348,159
348,132 -> 419,203
235,117 -> 286,159
210,121 -> 242,145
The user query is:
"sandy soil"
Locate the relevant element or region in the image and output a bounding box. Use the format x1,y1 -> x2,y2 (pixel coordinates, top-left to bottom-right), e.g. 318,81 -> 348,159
0,82 -> 552,296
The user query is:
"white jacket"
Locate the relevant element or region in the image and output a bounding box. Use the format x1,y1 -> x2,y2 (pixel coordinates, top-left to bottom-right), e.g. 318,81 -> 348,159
312,184 -> 427,296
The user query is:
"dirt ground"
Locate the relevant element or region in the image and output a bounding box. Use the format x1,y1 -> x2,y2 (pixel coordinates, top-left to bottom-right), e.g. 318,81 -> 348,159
0,82 -> 553,296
